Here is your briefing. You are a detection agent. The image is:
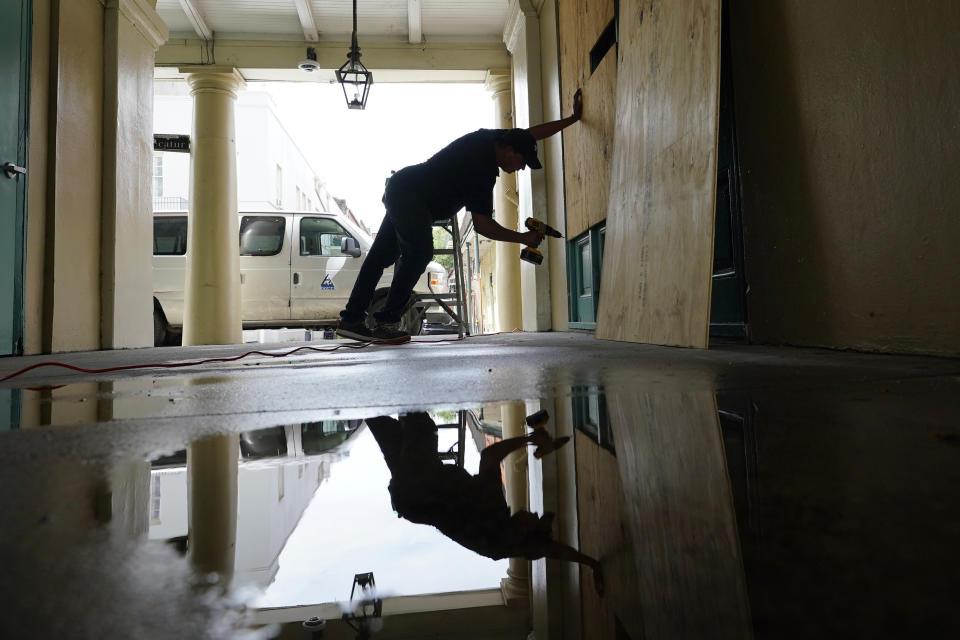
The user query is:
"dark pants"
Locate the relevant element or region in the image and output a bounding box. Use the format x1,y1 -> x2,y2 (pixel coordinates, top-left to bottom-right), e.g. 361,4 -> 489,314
366,413 -> 440,476
340,184 -> 434,324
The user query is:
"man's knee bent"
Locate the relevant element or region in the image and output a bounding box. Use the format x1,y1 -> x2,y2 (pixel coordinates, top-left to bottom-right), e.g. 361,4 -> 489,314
376,247 -> 401,269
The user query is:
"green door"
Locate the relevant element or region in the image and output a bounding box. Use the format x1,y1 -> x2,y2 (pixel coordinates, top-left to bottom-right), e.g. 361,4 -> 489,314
0,0 -> 29,357
0,0 -> 29,430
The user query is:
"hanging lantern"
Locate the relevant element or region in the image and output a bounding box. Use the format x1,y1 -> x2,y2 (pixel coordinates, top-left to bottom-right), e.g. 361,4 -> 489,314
335,0 -> 373,110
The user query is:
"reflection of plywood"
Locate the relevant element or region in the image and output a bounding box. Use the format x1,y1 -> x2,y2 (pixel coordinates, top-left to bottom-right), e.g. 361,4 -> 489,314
575,431 -> 639,640
595,0 -> 721,347
606,389 -> 752,639
558,0 -> 617,240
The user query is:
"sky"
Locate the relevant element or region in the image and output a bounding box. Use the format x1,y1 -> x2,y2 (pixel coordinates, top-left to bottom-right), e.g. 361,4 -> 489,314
248,81 -> 495,232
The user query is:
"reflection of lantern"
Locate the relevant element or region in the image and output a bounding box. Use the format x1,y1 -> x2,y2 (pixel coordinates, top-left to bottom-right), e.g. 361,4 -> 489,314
342,572 -> 383,639
335,0 -> 373,110
301,572 -> 383,640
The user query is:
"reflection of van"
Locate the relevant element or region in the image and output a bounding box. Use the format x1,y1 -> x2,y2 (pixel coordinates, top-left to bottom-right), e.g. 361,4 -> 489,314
152,210 -> 448,345
149,419 -> 364,468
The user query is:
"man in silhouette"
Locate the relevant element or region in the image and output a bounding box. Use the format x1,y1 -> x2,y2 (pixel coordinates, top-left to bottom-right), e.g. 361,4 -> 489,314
337,90 -> 584,342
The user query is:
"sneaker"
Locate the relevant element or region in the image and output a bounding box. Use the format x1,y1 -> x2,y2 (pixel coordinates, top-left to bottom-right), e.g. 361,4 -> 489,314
335,318 -> 374,341
373,320 -> 411,343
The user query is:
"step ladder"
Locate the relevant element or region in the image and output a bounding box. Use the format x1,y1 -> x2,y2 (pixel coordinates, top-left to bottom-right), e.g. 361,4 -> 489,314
413,218 -> 470,338
436,410 -> 467,468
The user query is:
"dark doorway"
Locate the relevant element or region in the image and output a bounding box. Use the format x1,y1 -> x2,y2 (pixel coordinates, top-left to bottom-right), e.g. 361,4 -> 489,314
710,1 -> 748,339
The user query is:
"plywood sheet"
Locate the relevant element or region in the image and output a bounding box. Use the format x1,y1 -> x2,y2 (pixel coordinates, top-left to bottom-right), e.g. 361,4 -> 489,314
595,0 -> 721,347
558,0 -> 617,240
584,0 -> 616,59
606,388 -> 752,639
564,52 -> 617,239
556,0 -> 585,94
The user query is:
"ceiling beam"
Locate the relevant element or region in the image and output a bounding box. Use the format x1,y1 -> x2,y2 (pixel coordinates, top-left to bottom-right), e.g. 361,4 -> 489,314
407,0 -> 422,44
293,0 -> 320,41
177,0 -> 213,41
156,38 -> 510,82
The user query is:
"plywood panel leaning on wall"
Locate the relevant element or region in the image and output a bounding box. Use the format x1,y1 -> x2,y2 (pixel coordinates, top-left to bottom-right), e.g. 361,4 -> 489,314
564,51 -> 617,240
558,0 -> 616,240
595,0 -> 721,348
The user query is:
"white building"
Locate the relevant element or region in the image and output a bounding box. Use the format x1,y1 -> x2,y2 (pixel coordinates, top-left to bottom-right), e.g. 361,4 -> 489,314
152,82 -> 367,233
149,421 -> 363,591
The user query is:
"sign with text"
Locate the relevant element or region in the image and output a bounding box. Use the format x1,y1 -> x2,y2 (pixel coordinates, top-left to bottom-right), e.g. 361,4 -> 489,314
153,134 -> 190,153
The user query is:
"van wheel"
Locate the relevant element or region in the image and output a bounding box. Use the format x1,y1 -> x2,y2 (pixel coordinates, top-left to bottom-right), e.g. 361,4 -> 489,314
154,306 -> 168,347
366,293 -> 424,336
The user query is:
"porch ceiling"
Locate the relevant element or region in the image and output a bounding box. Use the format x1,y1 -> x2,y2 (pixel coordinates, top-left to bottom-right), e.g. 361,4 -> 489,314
155,0 -> 513,82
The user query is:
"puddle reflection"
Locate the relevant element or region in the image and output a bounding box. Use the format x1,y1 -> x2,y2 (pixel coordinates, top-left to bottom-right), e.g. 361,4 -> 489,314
150,416 -> 509,607
0,449 -> 273,639
3,377 -> 958,639
3,377 -> 222,429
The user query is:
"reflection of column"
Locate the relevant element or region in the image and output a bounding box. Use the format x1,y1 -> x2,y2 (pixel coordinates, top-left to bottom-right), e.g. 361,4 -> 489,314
188,433 -> 239,580
107,460 -> 151,538
530,396 -> 580,640
485,70 -> 522,332
181,67 -> 245,346
30,383 -> 100,427
500,401 -> 529,605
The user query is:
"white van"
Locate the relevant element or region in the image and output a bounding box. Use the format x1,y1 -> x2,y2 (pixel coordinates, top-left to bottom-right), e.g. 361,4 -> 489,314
152,209 -> 448,346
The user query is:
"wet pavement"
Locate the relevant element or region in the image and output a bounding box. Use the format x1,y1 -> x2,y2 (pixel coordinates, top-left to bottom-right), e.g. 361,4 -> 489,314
1,333 -> 959,639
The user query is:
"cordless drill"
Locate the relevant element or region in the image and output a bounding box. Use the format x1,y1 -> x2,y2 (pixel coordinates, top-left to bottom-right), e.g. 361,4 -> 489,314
524,409 -> 570,459
519,218 -> 563,265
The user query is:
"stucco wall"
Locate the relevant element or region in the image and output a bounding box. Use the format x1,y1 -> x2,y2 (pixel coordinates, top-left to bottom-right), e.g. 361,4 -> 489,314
26,0 -> 165,354
26,0 -> 106,353
25,0 -> 51,355
730,0 -> 960,356
44,0 -> 105,352
101,0 -> 167,349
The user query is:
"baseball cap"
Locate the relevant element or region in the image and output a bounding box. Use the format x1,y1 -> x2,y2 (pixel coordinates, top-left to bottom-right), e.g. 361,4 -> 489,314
499,128 -> 542,170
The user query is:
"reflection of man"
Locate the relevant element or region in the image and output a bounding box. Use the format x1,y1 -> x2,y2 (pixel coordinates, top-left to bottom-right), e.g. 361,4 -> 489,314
365,412 -> 604,595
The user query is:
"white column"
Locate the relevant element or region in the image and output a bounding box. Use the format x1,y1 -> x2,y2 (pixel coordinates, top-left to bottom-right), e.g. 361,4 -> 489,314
486,70 -> 523,332
101,0 -> 168,349
180,67 -> 245,346
500,401 -> 530,606
537,0 -> 570,333
504,0 -> 553,332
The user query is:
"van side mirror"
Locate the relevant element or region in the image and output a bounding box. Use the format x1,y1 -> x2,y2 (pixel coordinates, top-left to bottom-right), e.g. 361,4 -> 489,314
341,236 -> 361,258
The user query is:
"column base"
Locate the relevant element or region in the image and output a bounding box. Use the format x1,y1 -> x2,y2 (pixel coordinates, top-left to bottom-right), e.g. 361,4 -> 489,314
501,570 -> 530,608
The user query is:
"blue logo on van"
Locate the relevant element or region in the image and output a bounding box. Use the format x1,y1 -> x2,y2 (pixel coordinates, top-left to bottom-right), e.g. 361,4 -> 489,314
321,275 -> 335,290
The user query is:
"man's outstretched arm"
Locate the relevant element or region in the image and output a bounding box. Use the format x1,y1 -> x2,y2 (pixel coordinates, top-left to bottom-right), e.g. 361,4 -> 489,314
527,89 -> 583,141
